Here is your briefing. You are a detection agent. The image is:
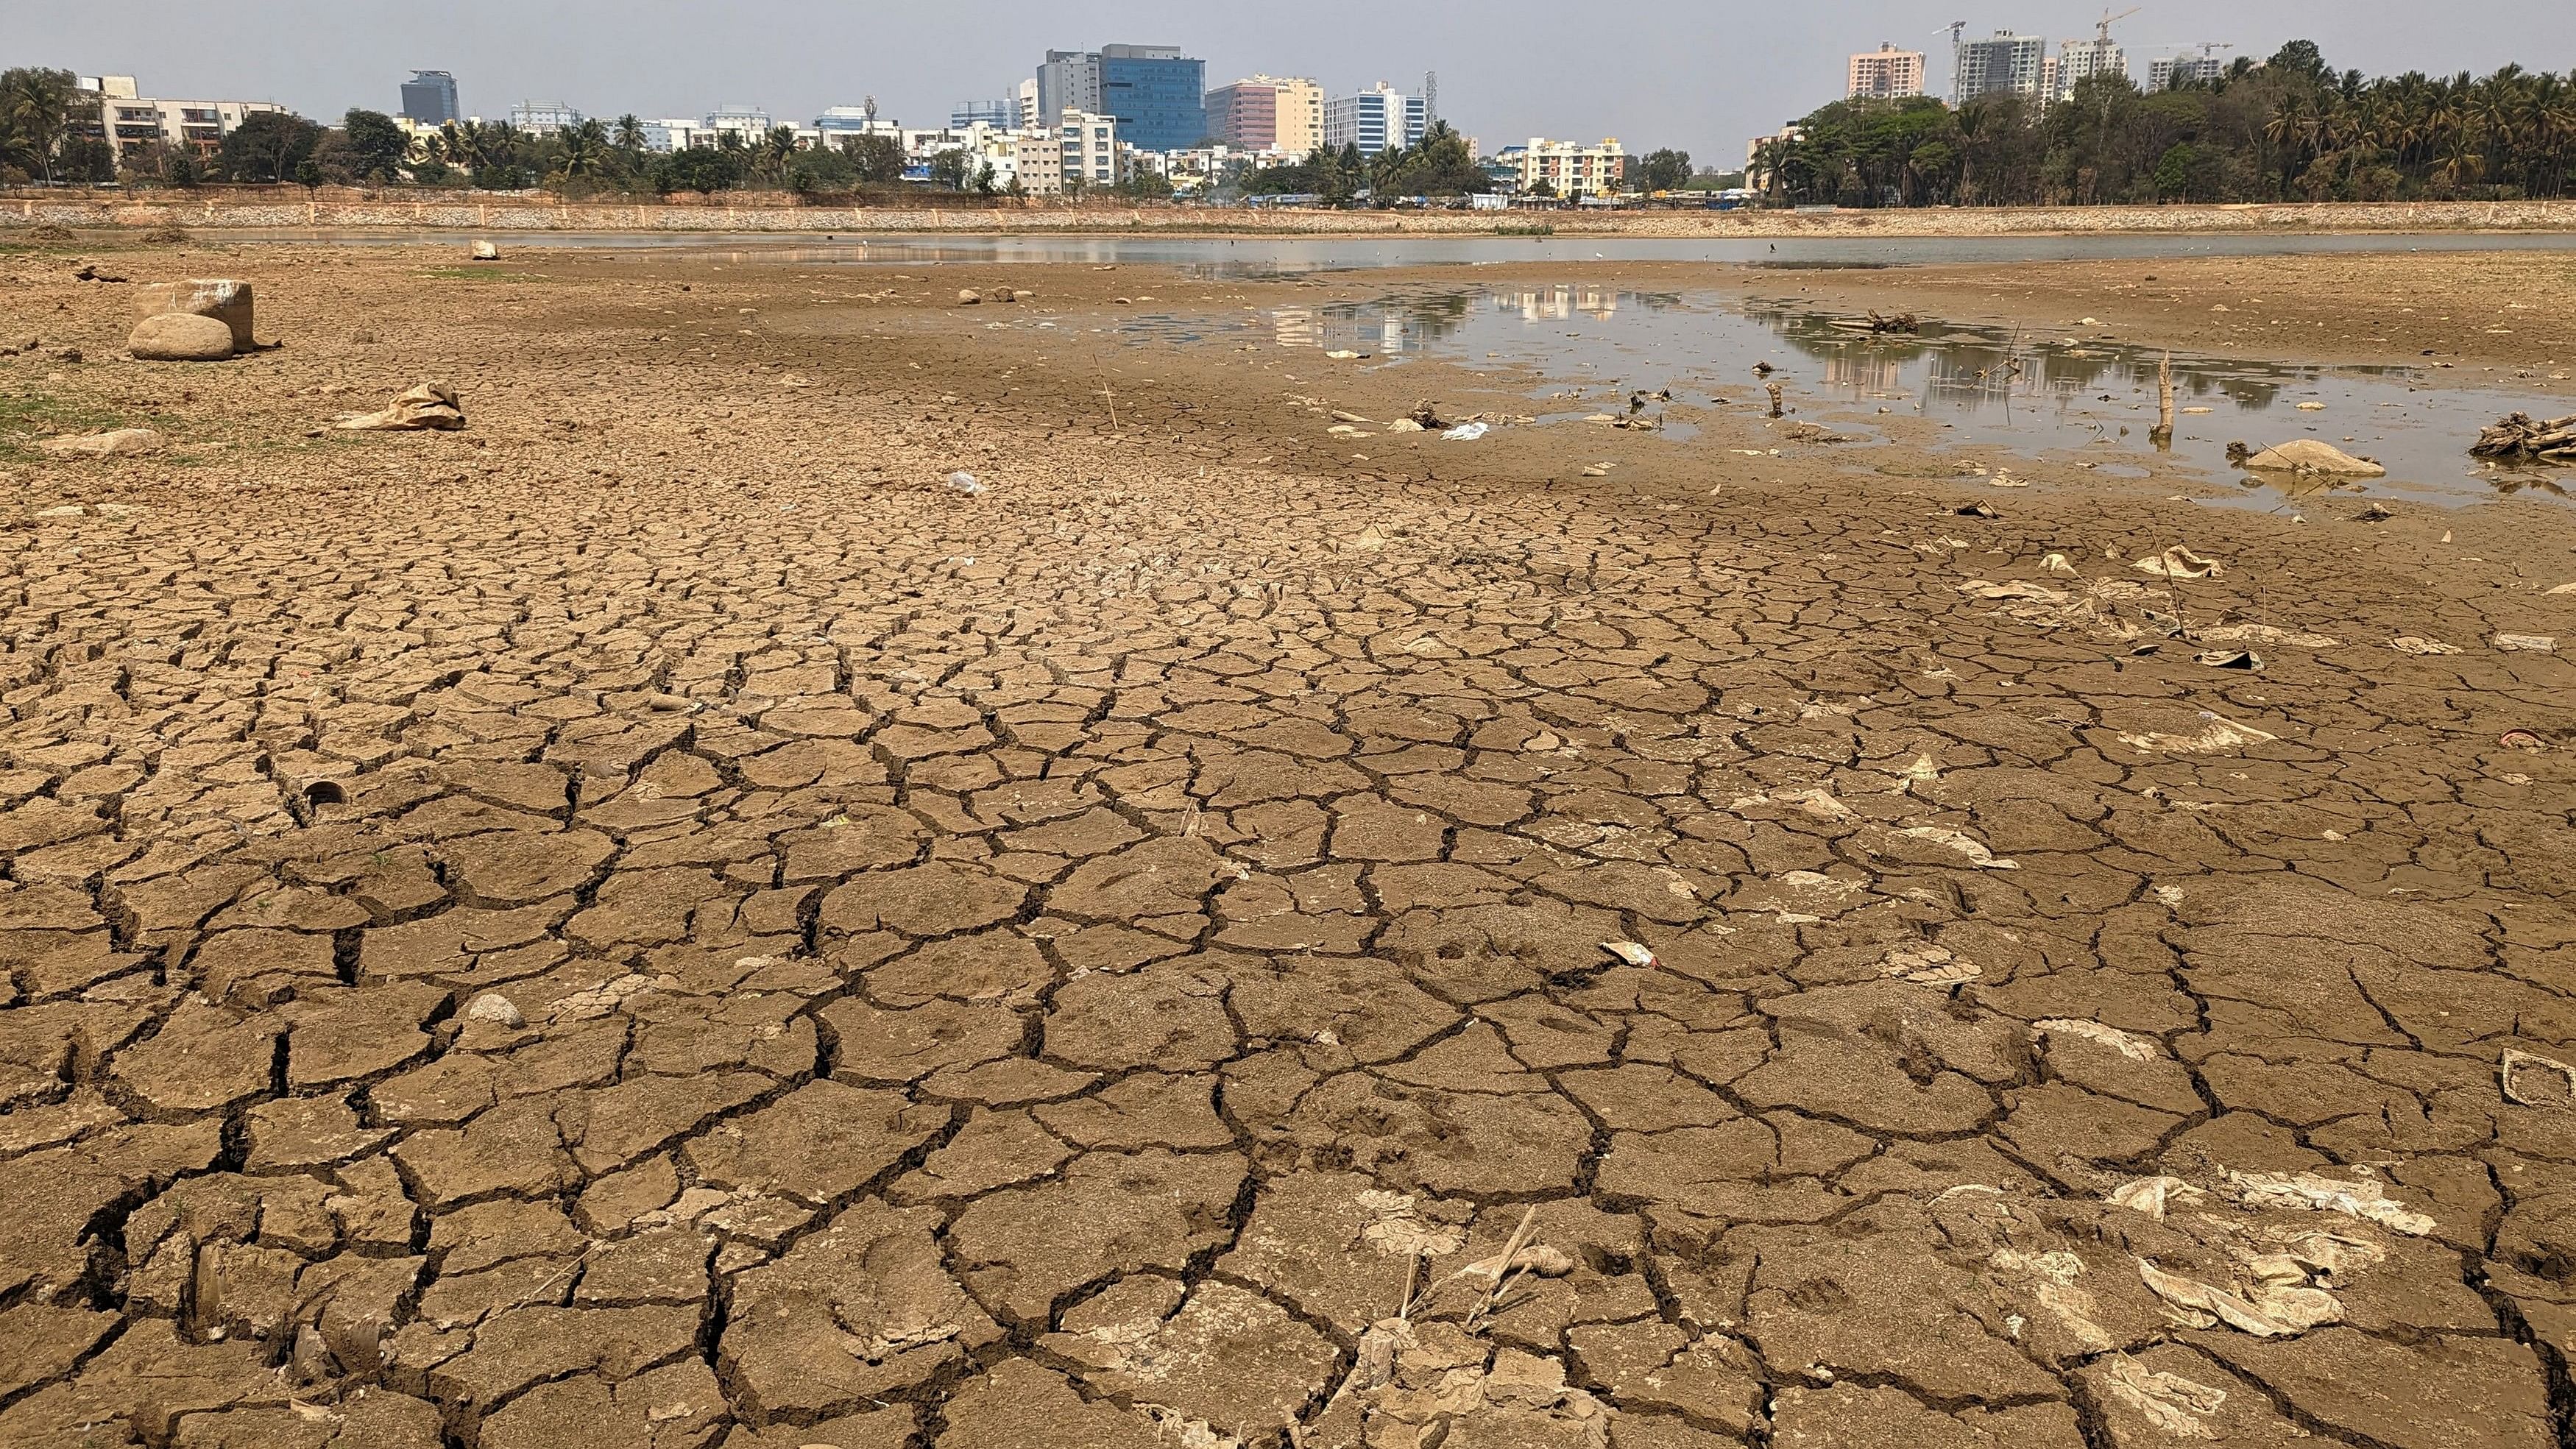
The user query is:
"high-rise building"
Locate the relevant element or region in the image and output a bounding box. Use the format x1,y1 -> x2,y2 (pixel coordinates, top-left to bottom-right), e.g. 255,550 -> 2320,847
1205,82 -> 1277,152
1954,32 -> 2046,104
2149,53 -> 2229,90
2056,37 -> 2128,99
1847,44 -> 1927,101
1324,83 -> 1426,157
1100,45 -> 1207,152
1205,75 -> 1323,156
1268,77 -> 1323,155
1038,46 -> 1208,153
1016,79 -> 1041,130
401,71 -> 459,126
1036,51 -> 1101,121
952,99 -> 1016,129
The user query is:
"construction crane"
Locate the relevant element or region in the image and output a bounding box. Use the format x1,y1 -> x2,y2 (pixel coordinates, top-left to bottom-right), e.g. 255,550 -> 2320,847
2094,7 -> 2141,43
1937,21 -> 1967,104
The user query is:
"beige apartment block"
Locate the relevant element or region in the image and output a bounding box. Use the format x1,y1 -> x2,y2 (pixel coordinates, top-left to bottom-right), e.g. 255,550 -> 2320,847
1514,137 -> 1627,196
1206,74 -> 1323,157
1847,43 -> 1927,99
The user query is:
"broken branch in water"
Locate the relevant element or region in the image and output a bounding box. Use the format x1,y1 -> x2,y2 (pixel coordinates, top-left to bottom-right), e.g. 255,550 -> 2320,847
2471,412 -> 2576,464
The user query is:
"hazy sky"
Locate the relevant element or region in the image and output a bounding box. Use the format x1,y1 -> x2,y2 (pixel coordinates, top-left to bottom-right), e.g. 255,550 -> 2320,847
16,1 -> 2575,163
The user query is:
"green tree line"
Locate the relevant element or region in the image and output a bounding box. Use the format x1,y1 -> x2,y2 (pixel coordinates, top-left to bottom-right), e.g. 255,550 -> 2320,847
1242,121 -> 1490,200
1759,41 -> 2576,207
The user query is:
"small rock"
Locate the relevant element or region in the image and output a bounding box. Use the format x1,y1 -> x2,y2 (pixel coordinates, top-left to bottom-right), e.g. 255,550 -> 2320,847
957,289 -> 983,305
987,286 -> 1017,302
336,382 -> 466,431
0,334 -> 36,355
470,240 -> 500,261
39,428 -> 166,458
127,312 -> 237,361
132,278 -> 253,350
464,993 -> 526,1028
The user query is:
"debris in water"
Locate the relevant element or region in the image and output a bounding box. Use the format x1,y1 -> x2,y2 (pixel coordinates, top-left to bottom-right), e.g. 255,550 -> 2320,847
2471,412 -> 2576,464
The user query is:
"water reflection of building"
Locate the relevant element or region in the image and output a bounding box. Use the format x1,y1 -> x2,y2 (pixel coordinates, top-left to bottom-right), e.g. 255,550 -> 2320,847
1819,349 -> 1905,392
1487,288 -> 1621,322
1268,307 -> 1318,349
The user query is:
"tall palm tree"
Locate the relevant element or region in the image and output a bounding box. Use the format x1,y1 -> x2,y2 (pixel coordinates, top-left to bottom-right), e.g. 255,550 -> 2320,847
757,125 -> 799,185
555,118 -> 610,180
0,68 -> 75,184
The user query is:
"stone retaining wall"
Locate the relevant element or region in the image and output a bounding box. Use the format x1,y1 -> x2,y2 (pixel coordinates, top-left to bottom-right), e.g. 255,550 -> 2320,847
10,191 -> 2576,238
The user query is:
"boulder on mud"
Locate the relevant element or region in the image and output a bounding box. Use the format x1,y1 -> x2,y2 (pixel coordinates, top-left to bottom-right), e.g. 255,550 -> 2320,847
133,278 -> 253,351
39,428 -> 166,458
2240,439 -> 2386,476
957,289 -> 983,305
127,312 -> 238,362
336,382 -> 466,431
471,241 -> 501,261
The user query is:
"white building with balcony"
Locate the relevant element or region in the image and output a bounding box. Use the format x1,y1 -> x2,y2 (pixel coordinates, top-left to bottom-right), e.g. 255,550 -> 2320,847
71,76 -> 287,157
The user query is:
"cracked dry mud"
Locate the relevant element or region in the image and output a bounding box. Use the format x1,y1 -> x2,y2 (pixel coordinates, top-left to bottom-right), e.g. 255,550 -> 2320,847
2,242 -> 2575,1449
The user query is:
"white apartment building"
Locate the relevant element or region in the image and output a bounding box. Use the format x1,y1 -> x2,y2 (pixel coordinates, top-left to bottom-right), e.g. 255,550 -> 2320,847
1955,32 -> 2046,104
508,101 -> 583,135
72,75 -> 286,157
2056,38 -> 2128,99
1015,110 -> 1125,194
1507,138 -> 1626,197
1149,144 -> 1248,194
1059,110 -> 1125,189
639,119 -> 701,152
1323,83 -> 1426,157
701,107 -> 775,143
2149,53 -> 2229,90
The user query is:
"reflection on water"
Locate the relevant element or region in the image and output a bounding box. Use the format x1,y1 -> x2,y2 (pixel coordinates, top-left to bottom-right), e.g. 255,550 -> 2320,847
1121,286 -> 2570,508
434,229 -> 2576,277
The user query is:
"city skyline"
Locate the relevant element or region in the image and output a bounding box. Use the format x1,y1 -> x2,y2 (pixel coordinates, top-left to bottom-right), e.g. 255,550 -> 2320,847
13,0 -> 2576,163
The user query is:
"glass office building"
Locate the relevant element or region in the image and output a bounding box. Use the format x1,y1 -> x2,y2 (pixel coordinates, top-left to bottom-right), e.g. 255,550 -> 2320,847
1097,45 -> 1206,152
401,71 -> 459,125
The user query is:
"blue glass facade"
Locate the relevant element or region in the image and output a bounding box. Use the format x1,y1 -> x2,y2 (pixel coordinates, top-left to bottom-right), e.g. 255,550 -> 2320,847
1100,47 -> 1207,152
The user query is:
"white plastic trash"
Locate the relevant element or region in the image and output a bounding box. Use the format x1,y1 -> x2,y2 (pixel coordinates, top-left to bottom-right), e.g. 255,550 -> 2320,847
1443,422 -> 1490,441
945,471 -> 988,495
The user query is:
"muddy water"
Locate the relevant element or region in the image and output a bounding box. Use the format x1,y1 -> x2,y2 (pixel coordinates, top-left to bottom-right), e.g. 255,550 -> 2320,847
1115,286 -> 2575,509
233,228 -> 2576,274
